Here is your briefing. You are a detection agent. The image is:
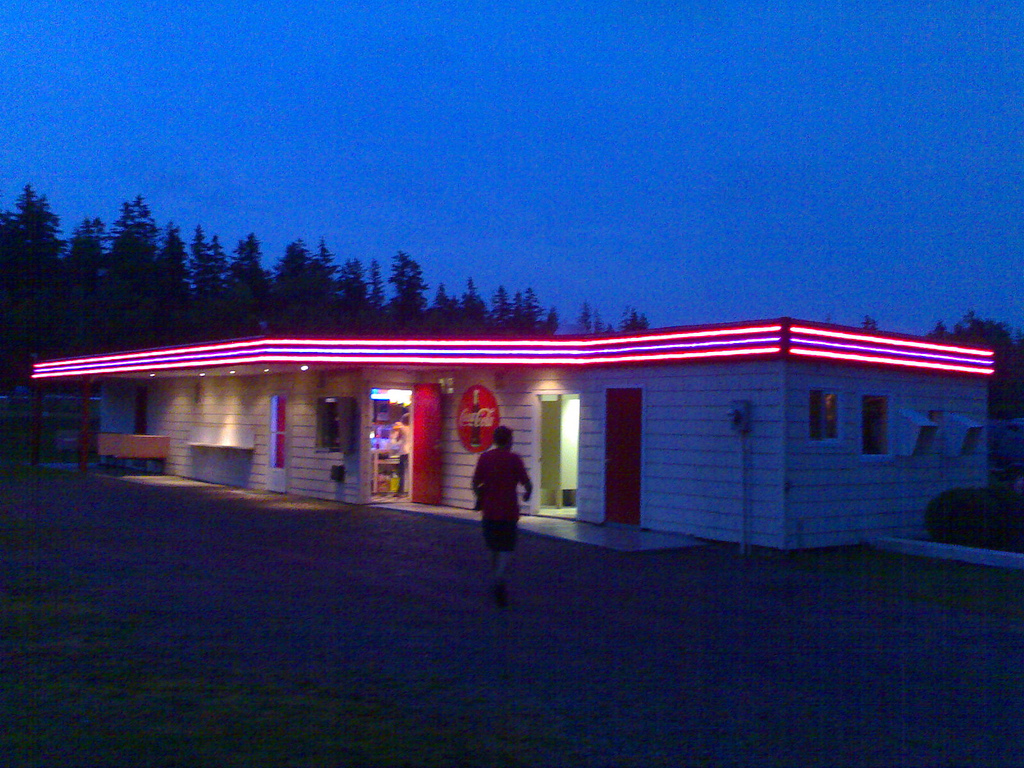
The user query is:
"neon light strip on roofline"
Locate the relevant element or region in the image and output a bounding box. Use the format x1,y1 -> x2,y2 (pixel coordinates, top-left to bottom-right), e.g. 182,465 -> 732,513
33,330 -> 784,376
31,321 -> 995,378
789,337 -> 994,367
790,325 -> 993,357
31,345 -> 784,378
31,338 -> 269,369
790,347 -> 994,375
33,324 -> 785,372
268,324 -> 784,348
33,336 -> 782,375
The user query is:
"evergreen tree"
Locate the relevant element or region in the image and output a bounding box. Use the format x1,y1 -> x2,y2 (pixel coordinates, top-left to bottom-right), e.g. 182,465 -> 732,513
0,186 -> 65,381
619,306 -> 650,332
229,233 -> 269,306
189,226 -> 228,299
229,233 -> 268,299
367,259 -> 386,314
387,251 -> 427,329
930,311 -> 1023,418
312,238 -> 338,280
459,278 -> 487,333
0,185 -> 64,303
576,302 -> 594,334
156,223 -> 189,305
489,285 -> 513,332
270,239 -> 338,332
543,307 -> 560,335
225,233 -> 270,335
425,282 -> 459,332
512,288 -> 543,335
108,196 -> 159,292
273,239 -> 311,293
337,258 -> 368,324
64,218 -> 107,295
208,235 -> 229,295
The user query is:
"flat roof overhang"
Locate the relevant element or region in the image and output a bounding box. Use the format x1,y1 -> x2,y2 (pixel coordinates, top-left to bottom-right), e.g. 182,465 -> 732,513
31,318 -> 995,380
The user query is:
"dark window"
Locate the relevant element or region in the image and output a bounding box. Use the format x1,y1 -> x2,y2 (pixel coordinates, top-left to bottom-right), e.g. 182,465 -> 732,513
809,390 -> 838,440
861,395 -> 889,455
317,397 -> 357,453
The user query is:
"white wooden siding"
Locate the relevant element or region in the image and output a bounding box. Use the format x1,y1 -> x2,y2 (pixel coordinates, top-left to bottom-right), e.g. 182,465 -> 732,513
783,360 -> 988,547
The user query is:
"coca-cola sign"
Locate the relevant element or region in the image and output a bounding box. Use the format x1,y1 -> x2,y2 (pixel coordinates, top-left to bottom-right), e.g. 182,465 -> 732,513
457,385 -> 500,453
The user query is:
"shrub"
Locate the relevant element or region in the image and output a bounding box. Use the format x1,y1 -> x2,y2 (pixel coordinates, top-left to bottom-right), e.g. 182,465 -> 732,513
925,487 -> 1024,551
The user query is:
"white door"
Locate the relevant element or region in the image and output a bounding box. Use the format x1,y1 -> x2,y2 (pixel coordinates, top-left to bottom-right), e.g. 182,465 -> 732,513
268,394 -> 287,493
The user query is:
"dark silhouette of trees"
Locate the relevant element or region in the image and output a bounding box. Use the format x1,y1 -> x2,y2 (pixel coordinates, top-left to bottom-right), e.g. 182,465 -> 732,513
157,224 -> 190,309
619,306 -> 650,332
0,186 -> 64,383
367,259 -> 386,317
0,185 -> 63,303
387,251 -> 427,330
459,279 -> 487,333
271,239 -> 338,333
0,185 -> 644,387
189,226 -> 228,300
930,311 -> 1024,418
226,233 -> 270,335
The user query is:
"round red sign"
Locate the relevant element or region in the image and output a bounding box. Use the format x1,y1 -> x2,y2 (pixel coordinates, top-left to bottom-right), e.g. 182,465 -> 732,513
457,385 -> 500,453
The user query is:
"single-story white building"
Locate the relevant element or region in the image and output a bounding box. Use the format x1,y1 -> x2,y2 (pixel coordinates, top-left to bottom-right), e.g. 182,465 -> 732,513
33,318 -> 993,549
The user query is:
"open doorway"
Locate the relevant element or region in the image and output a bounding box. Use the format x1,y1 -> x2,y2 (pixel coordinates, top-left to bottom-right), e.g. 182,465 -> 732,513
369,388 -> 412,501
538,393 -> 580,518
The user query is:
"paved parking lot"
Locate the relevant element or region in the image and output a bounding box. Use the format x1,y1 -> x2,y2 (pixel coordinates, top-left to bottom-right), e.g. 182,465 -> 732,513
4,470 -> 1024,766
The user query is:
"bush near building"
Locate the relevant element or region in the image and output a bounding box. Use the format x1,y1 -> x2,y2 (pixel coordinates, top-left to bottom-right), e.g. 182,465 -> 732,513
925,487 -> 1024,552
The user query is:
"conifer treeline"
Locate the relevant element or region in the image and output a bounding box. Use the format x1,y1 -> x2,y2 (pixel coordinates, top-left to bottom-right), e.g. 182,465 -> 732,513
0,185 -> 648,385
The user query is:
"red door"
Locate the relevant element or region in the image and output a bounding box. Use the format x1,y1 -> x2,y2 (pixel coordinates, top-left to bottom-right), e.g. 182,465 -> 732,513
412,383 -> 443,504
605,388 -> 642,525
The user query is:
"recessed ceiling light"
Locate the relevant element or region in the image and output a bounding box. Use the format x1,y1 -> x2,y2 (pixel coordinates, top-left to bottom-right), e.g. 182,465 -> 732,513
300,365 -> 309,371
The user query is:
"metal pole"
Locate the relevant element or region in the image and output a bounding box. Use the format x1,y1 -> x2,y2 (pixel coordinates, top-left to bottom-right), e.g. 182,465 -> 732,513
30,382 -> 43,466
79,377 -> 92,473
740,431 -> 750,555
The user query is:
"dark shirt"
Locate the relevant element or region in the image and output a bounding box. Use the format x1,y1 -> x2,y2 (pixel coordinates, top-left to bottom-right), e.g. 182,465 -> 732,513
472,447 -> 531,522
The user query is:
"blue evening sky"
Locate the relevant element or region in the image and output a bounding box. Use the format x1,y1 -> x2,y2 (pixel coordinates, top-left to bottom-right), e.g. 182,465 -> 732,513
2,0 -> 1021,333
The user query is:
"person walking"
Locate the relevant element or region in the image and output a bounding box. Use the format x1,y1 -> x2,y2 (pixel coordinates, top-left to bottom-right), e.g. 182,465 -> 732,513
471,425 -> 532,607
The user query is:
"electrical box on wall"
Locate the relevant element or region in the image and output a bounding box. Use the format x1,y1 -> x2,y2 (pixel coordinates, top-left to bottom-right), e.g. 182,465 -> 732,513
730,400 -> 753,434
330,464 -> 345,483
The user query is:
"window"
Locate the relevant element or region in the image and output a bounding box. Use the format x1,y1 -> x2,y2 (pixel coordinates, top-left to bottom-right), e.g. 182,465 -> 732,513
809,390 -> 838,440
861,395 -> 889,455
317,397 -> 357,453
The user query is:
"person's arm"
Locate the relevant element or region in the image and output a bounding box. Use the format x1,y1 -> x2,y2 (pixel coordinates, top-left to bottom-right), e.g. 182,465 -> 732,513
471,455 -> 486,495
517,456 -> 532,501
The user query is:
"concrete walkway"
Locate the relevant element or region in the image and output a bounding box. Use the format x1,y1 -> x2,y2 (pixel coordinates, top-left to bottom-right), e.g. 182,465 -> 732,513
107,472 -> 703,551
372,499 -> 704,551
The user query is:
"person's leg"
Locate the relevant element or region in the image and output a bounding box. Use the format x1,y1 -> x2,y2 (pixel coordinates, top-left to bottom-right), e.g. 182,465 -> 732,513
490,552 -> 510,606
491,551 -> 512,582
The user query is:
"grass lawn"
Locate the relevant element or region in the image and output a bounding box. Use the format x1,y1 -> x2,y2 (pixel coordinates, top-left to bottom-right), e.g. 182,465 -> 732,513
0,466 -> 565,767
4,449 -> 1024,765
784,544 -> 1024,622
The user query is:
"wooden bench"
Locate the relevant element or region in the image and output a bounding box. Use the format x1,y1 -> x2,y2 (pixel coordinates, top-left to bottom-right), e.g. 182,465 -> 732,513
97,433 -> 170,472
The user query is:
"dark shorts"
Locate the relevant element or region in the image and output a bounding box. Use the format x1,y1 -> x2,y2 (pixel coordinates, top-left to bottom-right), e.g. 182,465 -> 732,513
482,519 -> 518,552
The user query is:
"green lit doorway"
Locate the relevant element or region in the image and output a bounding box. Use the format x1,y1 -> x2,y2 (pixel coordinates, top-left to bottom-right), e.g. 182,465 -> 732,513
538,394 -> 580,518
